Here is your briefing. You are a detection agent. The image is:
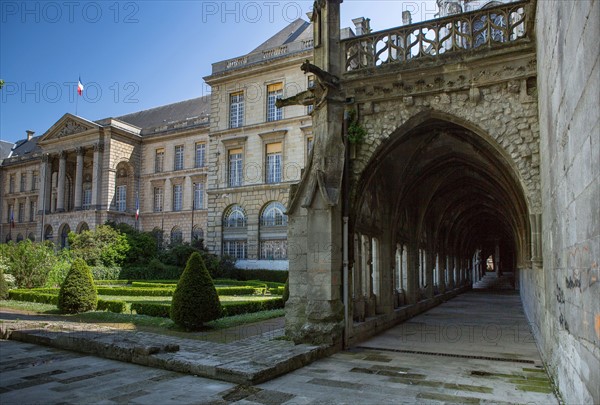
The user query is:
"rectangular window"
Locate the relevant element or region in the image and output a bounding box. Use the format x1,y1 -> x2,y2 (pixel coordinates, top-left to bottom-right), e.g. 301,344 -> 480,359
266,143 -> 282,184
174,145 -> 184,171
193,182 -> 204,210
9,175 -> 15,193
228,149 -> 243,187
29,201 -> 36,222
223,240 -> 247,259
31,171 -> 38,191
173,184 -> 183,212
266,83 -> 283,122
155,148 -> 165,173
20,173 -> 27,192
116,185 -> 126,212
260,240 -> 288,260
18,203 -> 25,223
307,76 -> 315,114
229,92 -> 244,128
195,143 -> 206,168
83,187 -> 92,210
153,187 -> 163,212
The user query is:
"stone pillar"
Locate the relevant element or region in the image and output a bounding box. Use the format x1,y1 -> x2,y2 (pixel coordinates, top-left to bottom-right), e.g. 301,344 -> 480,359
56,151 -> 66,212
164,178 -> 172,212
183,176 -> 193,211
91,143 -> 103,209
38,155 -> 51,214
446,255 -> 454,288
438,250 -> 446,294
74,147 -> 84,210
406,240 -> 419,303
425,249 -> 435,298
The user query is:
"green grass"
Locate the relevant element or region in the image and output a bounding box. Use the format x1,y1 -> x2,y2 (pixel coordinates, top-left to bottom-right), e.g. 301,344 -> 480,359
97,295 -> 280,305
0,299 -> 59,314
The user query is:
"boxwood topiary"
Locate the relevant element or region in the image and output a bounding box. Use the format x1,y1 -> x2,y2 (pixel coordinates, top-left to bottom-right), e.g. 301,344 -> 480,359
170,252 -> 221,330
0,269 -> 9,299
58,258 -> 98,314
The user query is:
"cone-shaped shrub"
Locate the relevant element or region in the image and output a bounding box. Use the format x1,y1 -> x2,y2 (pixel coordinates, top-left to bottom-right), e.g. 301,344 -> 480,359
58,258 -> 98,313
0,269 -> 9,299
171,252 -> 221,330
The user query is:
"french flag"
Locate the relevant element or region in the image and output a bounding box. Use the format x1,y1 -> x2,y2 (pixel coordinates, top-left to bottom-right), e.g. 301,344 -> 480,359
10,210 -> 15,228
77,77 -> 84,96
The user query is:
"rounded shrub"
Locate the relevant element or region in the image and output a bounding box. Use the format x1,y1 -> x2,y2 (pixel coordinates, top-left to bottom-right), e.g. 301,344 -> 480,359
58,258 -> 98,314
0,269 -> 9,299
170,252 -> 221,330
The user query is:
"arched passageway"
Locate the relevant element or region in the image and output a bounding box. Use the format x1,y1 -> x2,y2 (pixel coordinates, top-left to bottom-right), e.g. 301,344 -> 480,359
351,114 -> 531,320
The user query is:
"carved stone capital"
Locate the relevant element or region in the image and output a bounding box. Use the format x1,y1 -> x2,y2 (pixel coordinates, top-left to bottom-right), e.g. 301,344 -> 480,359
93,143 -> 105,153
75,146 -> 85,156
58,150 -> 67,159
41,154 -> 49,163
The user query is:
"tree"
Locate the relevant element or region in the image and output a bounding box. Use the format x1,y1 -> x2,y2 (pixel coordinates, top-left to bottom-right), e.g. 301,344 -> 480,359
58,258 -> 98,313
2,240 -> 57,288
171,252 -> 221,330
107,222 -> 158,265
68,225 -> 129,267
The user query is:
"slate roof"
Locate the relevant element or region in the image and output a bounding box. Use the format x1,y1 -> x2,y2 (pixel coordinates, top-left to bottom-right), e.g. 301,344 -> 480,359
115,95 -> 211,132
0,140 -> 14,160
250,19 -> 311,53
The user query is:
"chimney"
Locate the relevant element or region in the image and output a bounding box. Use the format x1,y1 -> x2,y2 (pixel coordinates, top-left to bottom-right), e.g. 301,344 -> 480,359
26,130 -> 34,141
402,11 -> 412,26
352,17 -> 371,36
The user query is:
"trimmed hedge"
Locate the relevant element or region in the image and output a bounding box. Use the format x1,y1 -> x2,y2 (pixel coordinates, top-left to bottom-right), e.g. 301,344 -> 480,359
95,280 -> 130,286
8,290 -> 58,305
97,299 -> 127,313
132,298 -> 284,318
97,286 -> 263,296
131,302 -> 171,318
131,282 -> 176,288
232,269 -> 288,283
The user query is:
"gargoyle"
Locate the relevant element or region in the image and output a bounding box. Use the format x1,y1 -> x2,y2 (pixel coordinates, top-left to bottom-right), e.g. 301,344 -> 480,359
301,60 -> 339,89
275,90 -> 315,109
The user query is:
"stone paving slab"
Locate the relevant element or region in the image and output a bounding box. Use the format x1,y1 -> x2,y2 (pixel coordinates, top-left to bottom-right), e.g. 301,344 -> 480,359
0,319 -> 333,385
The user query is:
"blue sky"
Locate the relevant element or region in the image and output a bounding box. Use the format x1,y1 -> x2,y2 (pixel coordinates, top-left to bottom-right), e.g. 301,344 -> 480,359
0,1 -> 438,144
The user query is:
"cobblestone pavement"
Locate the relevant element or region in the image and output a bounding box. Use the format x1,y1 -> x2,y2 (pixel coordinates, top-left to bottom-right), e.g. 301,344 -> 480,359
1,290 -> 559,404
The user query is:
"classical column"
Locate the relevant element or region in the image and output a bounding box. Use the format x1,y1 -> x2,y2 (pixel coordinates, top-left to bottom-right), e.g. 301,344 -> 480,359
163,178 -> 172,212
74,147 -> 84,210
183,176 -> 193,211
56,151 -> 66,212
425,249 -> 435,298
91,143 -> 104,209
38,154 -> 50,214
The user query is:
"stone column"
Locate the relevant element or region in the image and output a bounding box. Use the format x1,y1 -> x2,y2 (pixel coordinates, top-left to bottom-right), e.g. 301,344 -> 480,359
163,178 -> 172,212
38,155 -> 50,214
406,240 -> 419,303
56,151 -> 66,212
438,249 -> 446,294
425,249 -> 435,298
74,147 -> 84,210
183,176 -> 193,211
91,143 -> 103,209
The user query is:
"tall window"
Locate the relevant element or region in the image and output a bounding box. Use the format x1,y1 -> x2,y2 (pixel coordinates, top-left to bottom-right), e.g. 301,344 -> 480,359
155,148 -> 165,173
82,184 -> 92,209
31,171 -> 38,191
174,145 -> 184,171
230,92 -> 244,128
29,201 -> 36,222
228,149 -> 243,187
173,184 -> 183,211
223,240 -> 248,259
307,75 -> 315,114
9,175 -> 15,193
193,182 -> 204,209
171,226 -> 183,245
223,204 -> 248,259
195,142 -> 206,168
260,202 -> 288,260
153,187 -> 163,212
20,173 -> 27,192
116,185 -> 127,212
266,83 -> 283,122
223,205 -> 247,228
18,203 -> 25,223
266,143 -> 282,184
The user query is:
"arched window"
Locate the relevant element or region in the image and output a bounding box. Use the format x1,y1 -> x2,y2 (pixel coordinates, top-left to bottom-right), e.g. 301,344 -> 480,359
260,202 -> 287,227
59,224 -> 71,248
222,204 -> 247,259
77,222 -> 89,233
16,234 -> 23,242
171,226 -> 183,245
192,226 -> 204,242
223,205 -> 247,228
259,202 -> 288,260
44,225 -> 53,241
28,233 -> 35,242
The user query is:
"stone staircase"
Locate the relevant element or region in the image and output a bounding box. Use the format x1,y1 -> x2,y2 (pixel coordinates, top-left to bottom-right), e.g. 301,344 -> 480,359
473,271 -> 515,291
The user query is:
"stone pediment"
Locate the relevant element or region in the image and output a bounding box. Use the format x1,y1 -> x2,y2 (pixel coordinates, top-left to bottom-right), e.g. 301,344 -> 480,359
40,114 -> 100,142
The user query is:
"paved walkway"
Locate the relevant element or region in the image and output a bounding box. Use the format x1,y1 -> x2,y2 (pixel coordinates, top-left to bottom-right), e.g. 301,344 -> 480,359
1,286 -> 559,404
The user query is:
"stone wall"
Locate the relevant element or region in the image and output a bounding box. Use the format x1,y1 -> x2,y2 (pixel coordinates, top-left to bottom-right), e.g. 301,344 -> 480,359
527,1 -> 599,403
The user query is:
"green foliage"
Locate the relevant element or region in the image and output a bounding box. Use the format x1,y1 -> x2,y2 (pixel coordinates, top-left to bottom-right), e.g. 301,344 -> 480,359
45,250 -> 73,288
170,252 -> 221,330
107,222 -> 158,265
9,289 -> 58,305
159,243 -> 200,267
347,109 -> 367,144
97,299 -> 127,313
0,269 -> 9,299
58,259 -> 98,314
221,298 -> 284,317
132,302 -> 171,318
68,225 -> 129,267
233,269 -> 288,283
283,278 -> 290,303
2,240 -> 57,288
120,260 -> 182,280
96,286 -> 174,296
91,265 -> 122,280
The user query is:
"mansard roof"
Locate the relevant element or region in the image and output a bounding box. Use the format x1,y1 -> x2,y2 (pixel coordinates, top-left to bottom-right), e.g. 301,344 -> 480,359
250,19 -> 311,53
0,140 -> 15,160
114,95 -> 211,135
